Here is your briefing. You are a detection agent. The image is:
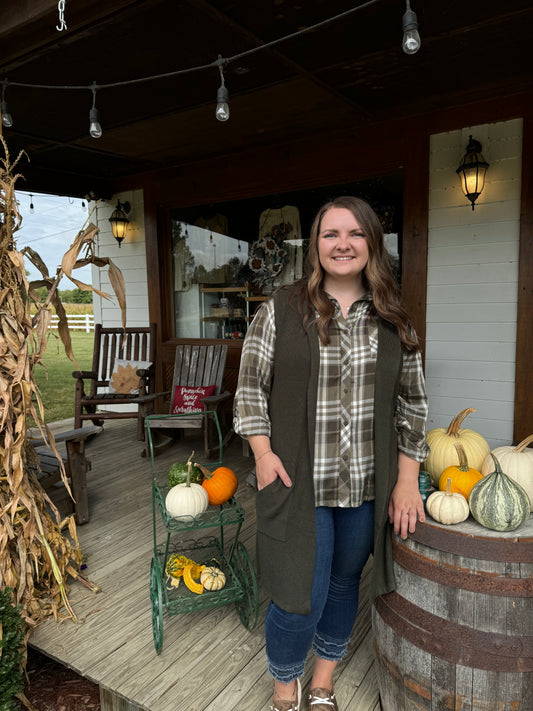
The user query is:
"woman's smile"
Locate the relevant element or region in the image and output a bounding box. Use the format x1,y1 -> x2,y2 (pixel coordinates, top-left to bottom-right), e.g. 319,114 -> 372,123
318,207 -> 369,284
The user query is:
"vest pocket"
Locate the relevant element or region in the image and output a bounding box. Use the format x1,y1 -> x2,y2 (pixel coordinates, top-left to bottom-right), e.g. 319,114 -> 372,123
256,478 -> 293,541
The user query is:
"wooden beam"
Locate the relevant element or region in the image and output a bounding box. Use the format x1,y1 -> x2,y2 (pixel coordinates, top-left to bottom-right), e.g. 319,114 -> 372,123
514,114 -> 533,444
401,134 -> 429,362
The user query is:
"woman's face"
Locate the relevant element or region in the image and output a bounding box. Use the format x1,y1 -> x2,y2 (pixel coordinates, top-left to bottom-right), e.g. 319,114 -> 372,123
317,207 -> 369,286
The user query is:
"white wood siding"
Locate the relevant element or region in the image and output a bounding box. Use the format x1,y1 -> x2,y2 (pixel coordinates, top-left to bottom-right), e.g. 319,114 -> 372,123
426,119 -> 522,448
91,189 -> 149,328
91,189 -> 149,413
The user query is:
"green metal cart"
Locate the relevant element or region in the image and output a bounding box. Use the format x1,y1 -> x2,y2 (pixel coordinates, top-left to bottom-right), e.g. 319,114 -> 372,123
146,413 -> 258,654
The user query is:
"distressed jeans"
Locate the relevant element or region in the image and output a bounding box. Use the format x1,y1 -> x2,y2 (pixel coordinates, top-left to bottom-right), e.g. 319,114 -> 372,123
265,502 -> 375,683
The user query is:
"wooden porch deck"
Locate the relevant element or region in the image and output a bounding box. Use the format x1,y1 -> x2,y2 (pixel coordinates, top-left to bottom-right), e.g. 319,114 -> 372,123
29,418 -> 381,711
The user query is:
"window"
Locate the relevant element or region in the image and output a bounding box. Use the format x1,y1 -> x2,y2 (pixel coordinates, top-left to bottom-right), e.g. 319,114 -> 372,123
170,175 -> 402,339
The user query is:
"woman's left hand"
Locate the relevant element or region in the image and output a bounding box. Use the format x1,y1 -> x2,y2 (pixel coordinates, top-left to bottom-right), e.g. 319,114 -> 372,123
388,453 -> 425,539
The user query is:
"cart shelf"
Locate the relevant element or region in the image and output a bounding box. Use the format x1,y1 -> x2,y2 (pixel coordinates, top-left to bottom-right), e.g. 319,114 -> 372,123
152,472 -> 244,532
146,413 -> 258,654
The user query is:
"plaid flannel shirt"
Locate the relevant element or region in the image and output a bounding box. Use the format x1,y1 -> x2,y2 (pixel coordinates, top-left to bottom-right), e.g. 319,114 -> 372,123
234,295 -> 429,507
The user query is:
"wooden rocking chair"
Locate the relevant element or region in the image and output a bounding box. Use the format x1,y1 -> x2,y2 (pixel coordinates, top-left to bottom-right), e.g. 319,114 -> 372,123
142,343 -> 230,459
73,323 -> 157,441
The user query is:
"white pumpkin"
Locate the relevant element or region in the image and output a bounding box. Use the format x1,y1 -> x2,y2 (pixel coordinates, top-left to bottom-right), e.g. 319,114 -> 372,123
426,477 -> 470,525
200,566 -> 226,591
165,481 -> 209,519
481,435 -> 533,512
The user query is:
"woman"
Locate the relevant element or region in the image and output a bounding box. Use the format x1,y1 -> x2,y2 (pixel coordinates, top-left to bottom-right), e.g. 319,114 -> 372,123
234,196 -> 429,711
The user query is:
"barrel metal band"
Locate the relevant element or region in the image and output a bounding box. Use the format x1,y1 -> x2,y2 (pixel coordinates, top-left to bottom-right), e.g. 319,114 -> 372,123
410,522 -> 533,563
374,592 -> 533,672
393,539 -> 533,596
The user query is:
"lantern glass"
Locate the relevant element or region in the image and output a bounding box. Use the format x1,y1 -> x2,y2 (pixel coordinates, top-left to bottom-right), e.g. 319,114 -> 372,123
456,137 -> 489,210
109,201 -> 130,245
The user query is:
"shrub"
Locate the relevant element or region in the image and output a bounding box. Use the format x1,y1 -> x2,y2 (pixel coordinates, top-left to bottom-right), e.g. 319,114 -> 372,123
0,588 -> 25,710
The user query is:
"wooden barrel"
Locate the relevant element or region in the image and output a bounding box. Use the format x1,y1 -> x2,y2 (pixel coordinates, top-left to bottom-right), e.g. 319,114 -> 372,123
372,515 -> 533,710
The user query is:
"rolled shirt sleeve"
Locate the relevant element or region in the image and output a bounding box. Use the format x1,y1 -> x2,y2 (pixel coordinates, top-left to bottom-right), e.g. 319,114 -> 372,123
395,347 -> 430,462
233,300 -> 276,438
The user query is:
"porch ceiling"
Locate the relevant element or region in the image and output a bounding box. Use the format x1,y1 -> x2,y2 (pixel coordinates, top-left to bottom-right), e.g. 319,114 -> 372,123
0,0 -> 531,198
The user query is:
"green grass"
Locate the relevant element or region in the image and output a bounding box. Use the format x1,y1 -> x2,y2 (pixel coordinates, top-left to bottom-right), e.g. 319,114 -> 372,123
33,331 -> 95,424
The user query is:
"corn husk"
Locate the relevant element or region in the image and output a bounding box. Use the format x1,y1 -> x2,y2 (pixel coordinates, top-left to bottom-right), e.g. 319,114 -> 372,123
0,136 -> 126,660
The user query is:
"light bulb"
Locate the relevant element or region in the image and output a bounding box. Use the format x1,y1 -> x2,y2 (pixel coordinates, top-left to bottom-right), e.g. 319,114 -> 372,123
1,100 -> 13,128
402,28 -> 421,54
216,102 -> 230,121
216,85 -> 230,122
402,5 -> 421,55
89,106 -> 102,138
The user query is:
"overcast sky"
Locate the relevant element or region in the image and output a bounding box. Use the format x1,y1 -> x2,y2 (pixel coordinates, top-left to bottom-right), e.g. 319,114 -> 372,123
14,190 -> 92,285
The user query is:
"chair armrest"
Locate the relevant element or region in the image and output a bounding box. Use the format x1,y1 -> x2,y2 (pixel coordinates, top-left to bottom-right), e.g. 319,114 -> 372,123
201,391 -> 231,406
136,390 -> 170,404
29,425 -> 103,448
72,370 -> 97,380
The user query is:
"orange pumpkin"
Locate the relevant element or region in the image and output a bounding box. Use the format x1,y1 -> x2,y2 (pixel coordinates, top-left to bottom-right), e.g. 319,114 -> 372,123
197,464 -> 238,505
438,442 -> 482,500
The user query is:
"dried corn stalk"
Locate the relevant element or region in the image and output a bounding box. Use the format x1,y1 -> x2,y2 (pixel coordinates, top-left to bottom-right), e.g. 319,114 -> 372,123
0,136 -> 125,641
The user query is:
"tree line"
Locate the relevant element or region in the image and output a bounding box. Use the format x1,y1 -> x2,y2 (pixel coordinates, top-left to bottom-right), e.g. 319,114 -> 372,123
34,286 -> 93,303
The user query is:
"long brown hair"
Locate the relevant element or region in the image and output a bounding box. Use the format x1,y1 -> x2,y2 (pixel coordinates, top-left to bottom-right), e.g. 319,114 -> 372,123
293,195 -> 419,351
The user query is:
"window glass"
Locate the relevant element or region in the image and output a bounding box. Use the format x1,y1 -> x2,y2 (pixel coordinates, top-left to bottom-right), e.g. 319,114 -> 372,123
172,220 -> 249,339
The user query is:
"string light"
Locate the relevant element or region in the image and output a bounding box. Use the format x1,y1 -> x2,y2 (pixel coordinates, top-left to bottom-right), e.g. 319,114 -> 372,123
402,1 -> 421,55
1,82 -> 13,128
89,83 -> 102,138
215,56 -> 230,122
0,0 -> 420,130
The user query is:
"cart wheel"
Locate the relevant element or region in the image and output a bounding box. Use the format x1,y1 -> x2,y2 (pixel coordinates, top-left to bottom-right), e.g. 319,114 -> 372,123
233,541 -> 259,630
150,557 -> 164,654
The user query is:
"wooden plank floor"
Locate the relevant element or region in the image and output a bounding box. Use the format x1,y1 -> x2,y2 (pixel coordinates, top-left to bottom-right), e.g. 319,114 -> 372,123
29,418 -> 381,711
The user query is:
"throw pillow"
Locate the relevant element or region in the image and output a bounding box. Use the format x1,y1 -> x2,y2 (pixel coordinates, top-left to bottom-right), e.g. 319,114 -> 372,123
171,385 -> 216,414
109,359 -> 151,395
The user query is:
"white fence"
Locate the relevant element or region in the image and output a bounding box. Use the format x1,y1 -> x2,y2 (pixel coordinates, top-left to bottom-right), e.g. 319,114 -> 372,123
49,314 -> 94,332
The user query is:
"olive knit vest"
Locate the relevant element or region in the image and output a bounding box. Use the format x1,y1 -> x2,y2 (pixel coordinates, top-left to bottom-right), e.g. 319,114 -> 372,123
254,286 -> 401,614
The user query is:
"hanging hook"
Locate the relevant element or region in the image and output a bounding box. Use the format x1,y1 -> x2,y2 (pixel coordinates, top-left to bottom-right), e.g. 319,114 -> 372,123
56,0 -> 67,31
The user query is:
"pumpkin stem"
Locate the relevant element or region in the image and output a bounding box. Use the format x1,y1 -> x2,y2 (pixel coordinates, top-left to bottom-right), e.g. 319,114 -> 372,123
515,434 -> 533,453
446,408 -> 476,437
445,477 -> 453,495
187,451 -> 195,465
185,460 -> 192,487
195,461 -> 214,480
490,452 -> 503,474
453,442 -> 470,471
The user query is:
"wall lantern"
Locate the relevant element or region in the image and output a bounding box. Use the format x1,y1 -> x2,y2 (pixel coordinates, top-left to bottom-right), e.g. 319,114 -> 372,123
109,200 -> 130,247
456,136 -> 489,210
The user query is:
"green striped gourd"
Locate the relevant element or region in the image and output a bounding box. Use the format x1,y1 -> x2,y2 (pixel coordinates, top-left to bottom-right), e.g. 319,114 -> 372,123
469,453 -> 530,531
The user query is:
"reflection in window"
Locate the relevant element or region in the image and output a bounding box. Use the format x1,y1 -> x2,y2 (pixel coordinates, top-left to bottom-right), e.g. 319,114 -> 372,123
172,220 -> 249,339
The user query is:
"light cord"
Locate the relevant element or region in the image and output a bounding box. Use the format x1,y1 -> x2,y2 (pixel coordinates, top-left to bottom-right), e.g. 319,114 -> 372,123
3,0 -> 382,93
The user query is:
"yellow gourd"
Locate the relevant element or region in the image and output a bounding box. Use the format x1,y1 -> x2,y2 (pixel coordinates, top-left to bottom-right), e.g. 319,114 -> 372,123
183,563 -> 205,594
165,554 -> 196,588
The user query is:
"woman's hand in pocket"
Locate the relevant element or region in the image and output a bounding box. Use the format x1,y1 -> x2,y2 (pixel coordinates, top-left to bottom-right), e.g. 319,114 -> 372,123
256,451 -> 292,491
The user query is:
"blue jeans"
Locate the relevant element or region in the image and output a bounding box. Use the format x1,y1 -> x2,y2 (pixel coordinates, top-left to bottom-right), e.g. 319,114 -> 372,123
265,502 -> 375,683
